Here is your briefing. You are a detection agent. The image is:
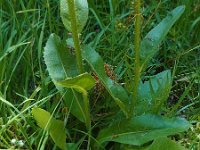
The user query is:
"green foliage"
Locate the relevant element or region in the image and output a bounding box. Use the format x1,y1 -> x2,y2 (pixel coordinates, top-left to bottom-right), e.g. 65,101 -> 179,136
32,108 -> 66,150
82,45 -> 129,117
1,0 -> 198,149
60,0 -> 89,33
146,137 -> 186,150
97,114 -> 190,146
44,34 -> 78,82
44,33 -> 86,123
136,70 -> 172,115
57,72 -> 95,129
49,120 -> 68,150
42,2 -> 189,149
56,72 -> 96,91
140,6 -> 185,70
32,107 -> 52,130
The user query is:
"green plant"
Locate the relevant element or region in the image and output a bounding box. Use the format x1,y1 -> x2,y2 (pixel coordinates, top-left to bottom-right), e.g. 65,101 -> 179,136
32,0 -> 191,149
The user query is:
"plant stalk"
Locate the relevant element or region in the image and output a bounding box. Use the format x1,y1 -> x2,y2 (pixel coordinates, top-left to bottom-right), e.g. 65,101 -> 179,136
130,0 -> 141,116
67,1 -> 91,146
67,0 -> 84,73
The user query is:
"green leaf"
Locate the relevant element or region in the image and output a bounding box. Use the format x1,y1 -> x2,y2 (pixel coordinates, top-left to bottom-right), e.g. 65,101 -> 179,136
147,137 -> 186,150
56,72 -> 95,129
60,0 -> 89,33
66,143 -> 78,150
97,114 -> 190,146
56,72 -> 96,91
32,108 -> 66,150
82,45 -> 129,117
44,33 -> 86,123
50,120 -> 67,150
136,70 -> 172,114
44,33 -> 78,82
32,108 -> 52,130
140,6 -> 185,68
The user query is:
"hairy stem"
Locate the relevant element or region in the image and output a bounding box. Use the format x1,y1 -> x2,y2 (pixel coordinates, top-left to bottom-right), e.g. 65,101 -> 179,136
67,0 -> 84,73
83,92 -> 91,150
130,0 -> 141,116
67,1 -> 91,146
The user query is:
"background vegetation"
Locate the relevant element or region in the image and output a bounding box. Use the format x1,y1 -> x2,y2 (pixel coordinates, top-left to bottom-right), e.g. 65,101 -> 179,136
0,0 -> 199,149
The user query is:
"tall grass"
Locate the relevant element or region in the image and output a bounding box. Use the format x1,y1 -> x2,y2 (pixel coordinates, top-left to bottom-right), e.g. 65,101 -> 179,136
0,0 -> 199,149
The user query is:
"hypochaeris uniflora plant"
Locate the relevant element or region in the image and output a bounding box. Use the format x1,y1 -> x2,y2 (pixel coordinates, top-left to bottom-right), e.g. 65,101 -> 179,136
32,0 -> 190,149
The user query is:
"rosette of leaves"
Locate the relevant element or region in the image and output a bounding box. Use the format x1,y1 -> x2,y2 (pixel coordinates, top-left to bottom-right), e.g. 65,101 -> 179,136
33,1 -> 190,149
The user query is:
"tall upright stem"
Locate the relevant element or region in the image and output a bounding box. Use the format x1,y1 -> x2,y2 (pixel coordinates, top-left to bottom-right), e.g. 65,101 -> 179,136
67,1 -> 91,147
130,0 -> 141,116
67,0 -> 84,73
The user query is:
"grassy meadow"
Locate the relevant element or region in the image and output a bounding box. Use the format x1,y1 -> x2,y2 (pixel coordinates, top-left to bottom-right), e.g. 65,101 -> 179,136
0,0 -> 199,149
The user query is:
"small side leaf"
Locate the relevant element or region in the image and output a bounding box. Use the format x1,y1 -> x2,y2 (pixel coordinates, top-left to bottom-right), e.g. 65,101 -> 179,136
60,0 -> 89,33
57,72 -> 96,91
32,108 -> 66,150
57,73 -> 94,129
97,114 -> 190,146
32,107 -> 52,130
140,6 -> 185,68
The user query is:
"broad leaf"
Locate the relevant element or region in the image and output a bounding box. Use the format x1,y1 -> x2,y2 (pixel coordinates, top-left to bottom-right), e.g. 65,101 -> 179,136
32,107 -> 52,130
56,72 -> 95,128
50,120 -> 66,150
60,0 -> 89,33
32,108 -> 66,150
97,114 -> 190,146
44,34 -> 86,123
140,6 -> 185,69
136,70 -> 172,114
43,34 -> 78,82
82,45 -> 129,117
56,72 -> 96,91
147,137 -> 186,150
